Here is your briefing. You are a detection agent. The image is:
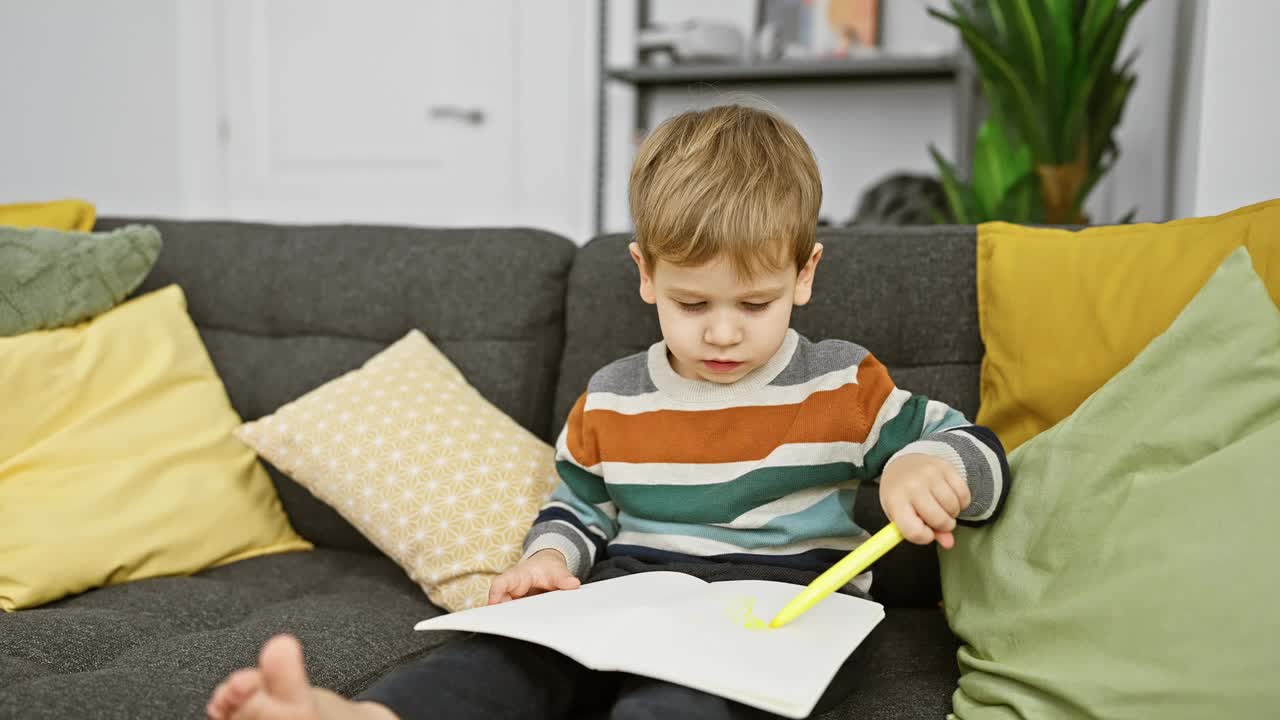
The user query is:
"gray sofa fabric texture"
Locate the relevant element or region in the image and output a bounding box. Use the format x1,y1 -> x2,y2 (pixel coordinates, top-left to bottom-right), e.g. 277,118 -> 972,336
0,551 -> 448,720
2,220 -> 975,719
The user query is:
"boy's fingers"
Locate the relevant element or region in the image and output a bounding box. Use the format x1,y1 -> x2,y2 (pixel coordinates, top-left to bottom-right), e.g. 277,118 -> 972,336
935,531 -> 956,550
556,574 -> 581,590
530,569 -> 557,591
913,492 -> 955,534
487,576 -> 508,605
931,480 -> 963,518
888,497 -> 933,544
945,469 -> 971,510
513,572 -> 533,598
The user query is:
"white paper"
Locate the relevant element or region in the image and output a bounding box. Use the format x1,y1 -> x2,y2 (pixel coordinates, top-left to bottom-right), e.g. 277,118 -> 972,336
413,572 -> 702,667
414,573 -> 884,718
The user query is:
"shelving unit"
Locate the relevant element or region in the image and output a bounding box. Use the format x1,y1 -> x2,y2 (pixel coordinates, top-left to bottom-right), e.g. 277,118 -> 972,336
606,55 -> 960,85
593,1 -> 980,234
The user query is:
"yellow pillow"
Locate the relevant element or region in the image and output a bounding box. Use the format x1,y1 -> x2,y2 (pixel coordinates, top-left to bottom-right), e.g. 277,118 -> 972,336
236,330 -> 558,612
0,199 -> 96,231
0,285 -> 311,610
977,199 -> 1280,451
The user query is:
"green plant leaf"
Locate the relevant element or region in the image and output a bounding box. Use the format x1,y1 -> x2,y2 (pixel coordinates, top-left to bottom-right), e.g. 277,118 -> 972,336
1073,144 -> 1119,219
1077,0 -> 1144,107
1063,0 -> 1143,171
1033,0 -> 1076,156
1081,0 -> 1119,57
1086,61 -> 1134,173
938,13 -> 1051,159
996,170 -> 1042,223
992,0 -> 1047,90
972,118 -> 1032,217
929,145 -> 979,224
930,0 -> 1146,224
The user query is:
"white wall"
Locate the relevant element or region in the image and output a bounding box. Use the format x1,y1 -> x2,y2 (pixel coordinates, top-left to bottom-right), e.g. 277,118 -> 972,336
1086,0 -> 1179,223
0,1 -> 188,216
513,2 -> 596,242
0,0 -> 596,242
1173,0 -> 1280,218
1170,0 -> 1207,220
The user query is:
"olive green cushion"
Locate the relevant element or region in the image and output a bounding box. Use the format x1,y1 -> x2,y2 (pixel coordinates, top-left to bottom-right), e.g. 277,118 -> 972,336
0,224 -> 161,336
941,248 -> 1280,718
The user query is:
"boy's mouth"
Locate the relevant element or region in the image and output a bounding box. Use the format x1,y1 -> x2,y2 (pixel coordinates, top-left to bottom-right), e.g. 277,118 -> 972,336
703,360 -> 744,373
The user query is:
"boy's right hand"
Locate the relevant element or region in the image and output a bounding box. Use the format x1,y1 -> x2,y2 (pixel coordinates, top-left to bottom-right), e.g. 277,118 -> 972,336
487,549 -> 581,605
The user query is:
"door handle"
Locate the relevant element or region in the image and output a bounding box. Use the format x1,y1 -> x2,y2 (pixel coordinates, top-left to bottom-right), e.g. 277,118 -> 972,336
428,106 -> 486,125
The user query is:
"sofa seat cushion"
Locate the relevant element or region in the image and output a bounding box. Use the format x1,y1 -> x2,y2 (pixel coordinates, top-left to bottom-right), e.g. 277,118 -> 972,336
815,607 -> 959,720
1,556 -> 958,719
0,550 -> 447,720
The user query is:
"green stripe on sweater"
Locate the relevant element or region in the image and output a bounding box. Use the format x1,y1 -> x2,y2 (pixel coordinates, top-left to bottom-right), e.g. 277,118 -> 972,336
617,489 -> 862,549
556,460 -> 611,504
856,394 -> 931,479
609,462 -> 860,524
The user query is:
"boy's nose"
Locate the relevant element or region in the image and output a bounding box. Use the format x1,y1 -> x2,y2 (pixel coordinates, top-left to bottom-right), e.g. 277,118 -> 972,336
704,316 -> 742,347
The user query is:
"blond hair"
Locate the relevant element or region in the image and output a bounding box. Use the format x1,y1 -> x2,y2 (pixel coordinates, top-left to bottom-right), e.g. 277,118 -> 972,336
628,104 -> 822,279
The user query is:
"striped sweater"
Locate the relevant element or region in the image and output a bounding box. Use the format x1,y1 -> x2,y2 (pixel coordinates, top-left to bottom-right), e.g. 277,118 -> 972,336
524,329 -> 1009,592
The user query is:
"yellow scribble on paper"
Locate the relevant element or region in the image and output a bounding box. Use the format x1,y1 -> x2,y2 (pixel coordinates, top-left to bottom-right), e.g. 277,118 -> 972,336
724,597 -> 769,631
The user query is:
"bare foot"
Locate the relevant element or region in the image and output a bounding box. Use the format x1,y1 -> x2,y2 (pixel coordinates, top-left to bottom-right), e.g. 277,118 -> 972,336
207,634 -> 398,720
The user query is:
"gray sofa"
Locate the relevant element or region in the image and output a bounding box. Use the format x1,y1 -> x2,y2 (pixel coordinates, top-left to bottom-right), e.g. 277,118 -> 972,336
0,219 -> 982,719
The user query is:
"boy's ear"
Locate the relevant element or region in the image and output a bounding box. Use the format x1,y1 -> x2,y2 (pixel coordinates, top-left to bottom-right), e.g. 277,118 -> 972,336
629,242 -> 657,305
793,243 -> 823,306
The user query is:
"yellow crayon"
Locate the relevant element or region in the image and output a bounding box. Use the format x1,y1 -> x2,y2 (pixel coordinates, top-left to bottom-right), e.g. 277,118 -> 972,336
769,523 -> 904,629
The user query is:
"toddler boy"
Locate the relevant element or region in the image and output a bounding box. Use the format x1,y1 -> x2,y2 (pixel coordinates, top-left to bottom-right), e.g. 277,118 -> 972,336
208,104 -> 1008,720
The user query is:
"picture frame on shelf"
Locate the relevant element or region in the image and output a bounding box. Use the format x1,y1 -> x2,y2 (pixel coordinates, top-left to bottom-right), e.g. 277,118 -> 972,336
753,0 -> 880,62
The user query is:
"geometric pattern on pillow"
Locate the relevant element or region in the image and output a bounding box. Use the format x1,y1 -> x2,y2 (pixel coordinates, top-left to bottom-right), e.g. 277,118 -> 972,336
237,330 -> 556,612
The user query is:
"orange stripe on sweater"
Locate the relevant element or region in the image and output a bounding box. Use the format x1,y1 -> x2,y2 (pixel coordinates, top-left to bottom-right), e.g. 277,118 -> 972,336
563,392 -> 602,467
567,356 -> 897,465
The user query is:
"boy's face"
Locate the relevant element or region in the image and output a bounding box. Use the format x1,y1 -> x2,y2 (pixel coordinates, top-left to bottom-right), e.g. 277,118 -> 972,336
630,242 -> 823,384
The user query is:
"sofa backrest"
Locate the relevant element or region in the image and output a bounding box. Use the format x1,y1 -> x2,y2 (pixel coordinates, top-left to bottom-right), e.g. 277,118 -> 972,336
555,227 -> 983,607
98,218 -> 577,553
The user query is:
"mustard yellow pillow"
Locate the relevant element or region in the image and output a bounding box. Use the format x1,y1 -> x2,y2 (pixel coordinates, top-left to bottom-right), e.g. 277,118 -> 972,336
977,199 -> 1280,451
0,199 -> 96,231
0,285 -> 311,611
236,330 -> 558,612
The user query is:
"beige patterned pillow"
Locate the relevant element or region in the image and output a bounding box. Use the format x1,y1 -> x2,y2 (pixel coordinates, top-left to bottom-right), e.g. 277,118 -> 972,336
236,330 -> 556,611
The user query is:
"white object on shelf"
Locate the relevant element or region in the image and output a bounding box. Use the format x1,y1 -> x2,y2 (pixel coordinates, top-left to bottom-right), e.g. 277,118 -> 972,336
638,20 -> 746,64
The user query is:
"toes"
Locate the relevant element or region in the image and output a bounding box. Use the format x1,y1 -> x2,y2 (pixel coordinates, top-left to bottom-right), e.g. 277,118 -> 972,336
207,687 -> 227,720
259,634 -> 312,704
230,668 -> 263,690
208,669 -> 262,719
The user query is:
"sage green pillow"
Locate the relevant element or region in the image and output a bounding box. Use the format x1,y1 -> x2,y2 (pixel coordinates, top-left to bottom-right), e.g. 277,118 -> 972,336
941,247 -> 1280,718
0,224 -> 161,336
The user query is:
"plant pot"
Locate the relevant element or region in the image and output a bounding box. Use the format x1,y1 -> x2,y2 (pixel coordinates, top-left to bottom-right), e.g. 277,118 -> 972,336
1036,153 -> 1089,225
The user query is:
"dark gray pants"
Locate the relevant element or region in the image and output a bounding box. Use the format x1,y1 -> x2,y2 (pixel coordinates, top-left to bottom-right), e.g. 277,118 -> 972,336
358,557 -> 869,720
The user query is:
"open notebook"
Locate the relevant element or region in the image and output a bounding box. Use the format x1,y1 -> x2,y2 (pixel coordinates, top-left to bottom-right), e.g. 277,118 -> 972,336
414,572 -> 884,718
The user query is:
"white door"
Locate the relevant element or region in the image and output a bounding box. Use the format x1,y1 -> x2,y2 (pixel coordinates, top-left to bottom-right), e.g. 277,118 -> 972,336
221,0 -> 519,226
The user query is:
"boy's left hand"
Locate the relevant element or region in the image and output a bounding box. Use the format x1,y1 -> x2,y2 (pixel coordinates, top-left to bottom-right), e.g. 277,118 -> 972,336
879,454 -> 971,549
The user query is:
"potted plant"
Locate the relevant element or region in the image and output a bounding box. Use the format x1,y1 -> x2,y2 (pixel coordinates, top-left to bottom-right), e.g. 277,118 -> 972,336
930,0 -> 1147,224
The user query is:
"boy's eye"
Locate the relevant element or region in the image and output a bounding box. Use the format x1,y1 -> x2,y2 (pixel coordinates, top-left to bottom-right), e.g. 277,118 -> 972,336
676,301 -> 706,312
741,302 -> 772,312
